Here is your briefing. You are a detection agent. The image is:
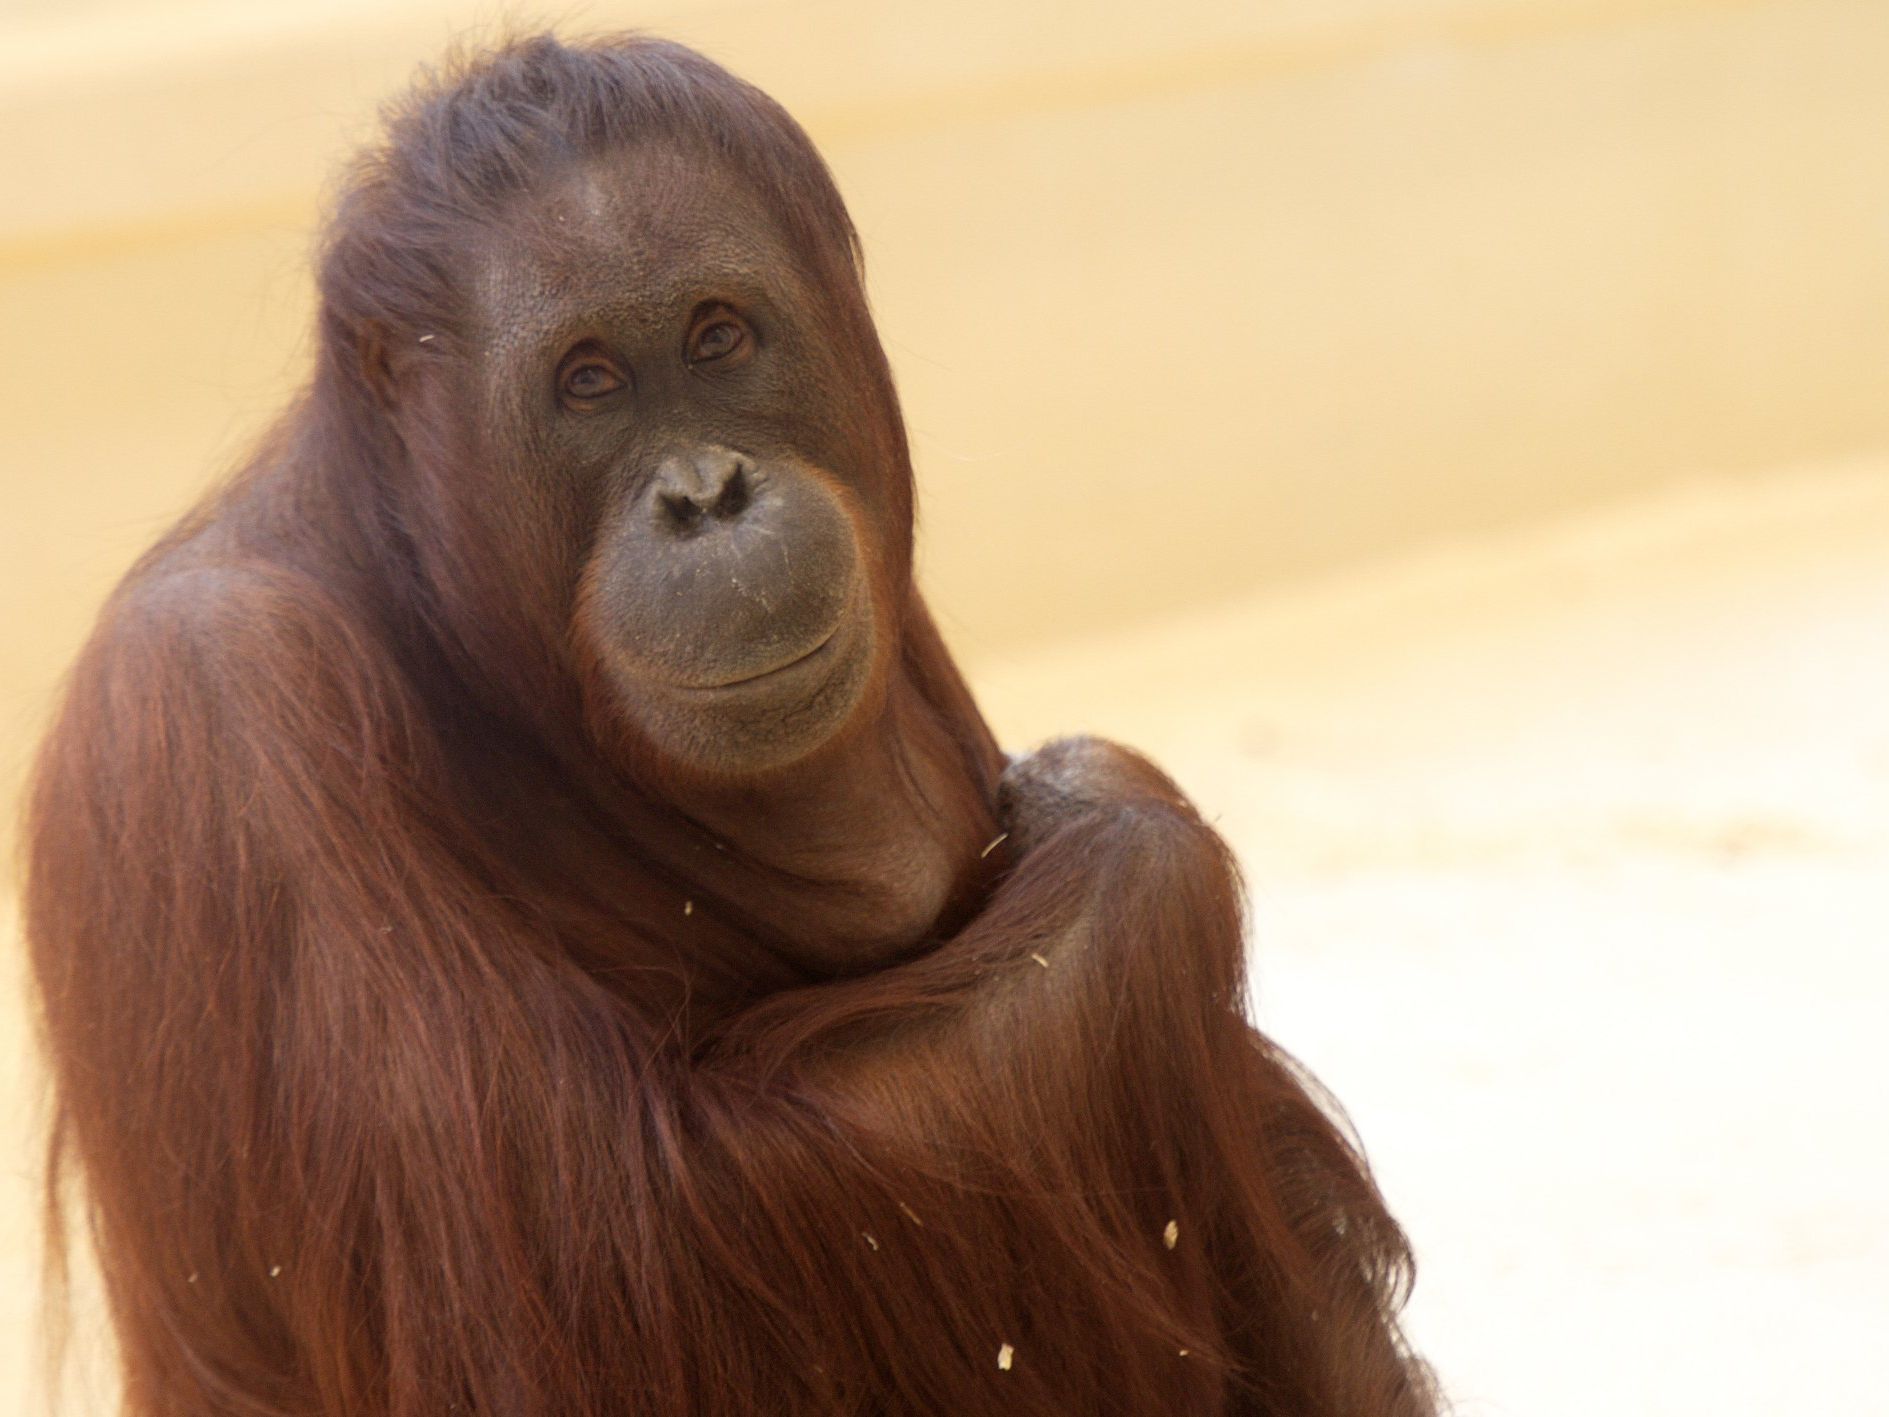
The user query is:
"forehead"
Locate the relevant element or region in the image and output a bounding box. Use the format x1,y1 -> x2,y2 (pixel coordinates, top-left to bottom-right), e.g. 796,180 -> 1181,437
469,145 -> 794,343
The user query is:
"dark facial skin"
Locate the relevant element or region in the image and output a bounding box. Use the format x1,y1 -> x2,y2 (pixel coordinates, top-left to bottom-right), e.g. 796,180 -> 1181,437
458,146 -> 894,780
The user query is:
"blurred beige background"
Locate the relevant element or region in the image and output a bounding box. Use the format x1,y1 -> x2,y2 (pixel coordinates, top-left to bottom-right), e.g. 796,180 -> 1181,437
4,0 -> 1887,1412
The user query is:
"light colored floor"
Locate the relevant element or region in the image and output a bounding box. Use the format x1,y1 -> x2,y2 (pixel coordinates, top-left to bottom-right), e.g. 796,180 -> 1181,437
6,457 -> 1887,1411
972,456 -> 1889,1416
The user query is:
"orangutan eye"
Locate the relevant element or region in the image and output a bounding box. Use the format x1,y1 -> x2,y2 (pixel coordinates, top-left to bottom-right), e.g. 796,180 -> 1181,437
558,354 -> 627,405
687,311 -> 751,365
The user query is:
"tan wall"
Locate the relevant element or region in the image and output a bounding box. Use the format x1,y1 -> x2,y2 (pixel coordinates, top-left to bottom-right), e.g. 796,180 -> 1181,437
4,0 -> 1888,809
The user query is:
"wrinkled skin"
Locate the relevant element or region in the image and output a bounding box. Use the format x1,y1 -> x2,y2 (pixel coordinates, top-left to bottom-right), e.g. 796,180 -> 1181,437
401,149 -> 894,781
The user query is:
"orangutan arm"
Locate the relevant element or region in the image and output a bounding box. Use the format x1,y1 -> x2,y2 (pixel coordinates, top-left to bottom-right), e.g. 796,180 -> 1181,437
690,734 -> 1433,1415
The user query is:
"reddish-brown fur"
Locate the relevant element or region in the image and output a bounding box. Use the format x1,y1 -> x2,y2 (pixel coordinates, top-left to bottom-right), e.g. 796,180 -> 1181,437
24,35 -> 1437,1415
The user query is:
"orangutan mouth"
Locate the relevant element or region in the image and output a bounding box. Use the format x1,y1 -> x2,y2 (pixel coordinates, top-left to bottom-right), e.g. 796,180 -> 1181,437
701,622 -> 840,691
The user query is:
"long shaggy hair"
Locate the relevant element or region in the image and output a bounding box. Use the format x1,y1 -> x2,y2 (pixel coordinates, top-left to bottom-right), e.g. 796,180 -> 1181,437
25,34 -> 1437,1415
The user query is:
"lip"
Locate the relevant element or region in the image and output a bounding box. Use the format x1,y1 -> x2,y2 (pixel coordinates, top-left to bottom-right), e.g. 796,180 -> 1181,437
710,627 -> 834,695
675,618 -> 844,695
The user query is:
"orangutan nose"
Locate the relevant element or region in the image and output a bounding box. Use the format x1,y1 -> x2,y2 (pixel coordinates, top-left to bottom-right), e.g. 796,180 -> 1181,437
653,449 -> 752,534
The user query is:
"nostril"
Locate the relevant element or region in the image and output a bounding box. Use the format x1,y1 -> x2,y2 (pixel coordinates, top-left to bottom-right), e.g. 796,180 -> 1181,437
660,491 -> 705,533
653,452 -> 751,535
712,466 -> 750,521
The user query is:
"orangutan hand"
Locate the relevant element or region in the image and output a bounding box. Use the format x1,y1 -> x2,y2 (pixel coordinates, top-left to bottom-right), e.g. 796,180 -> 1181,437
996,735 -> 1195,856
